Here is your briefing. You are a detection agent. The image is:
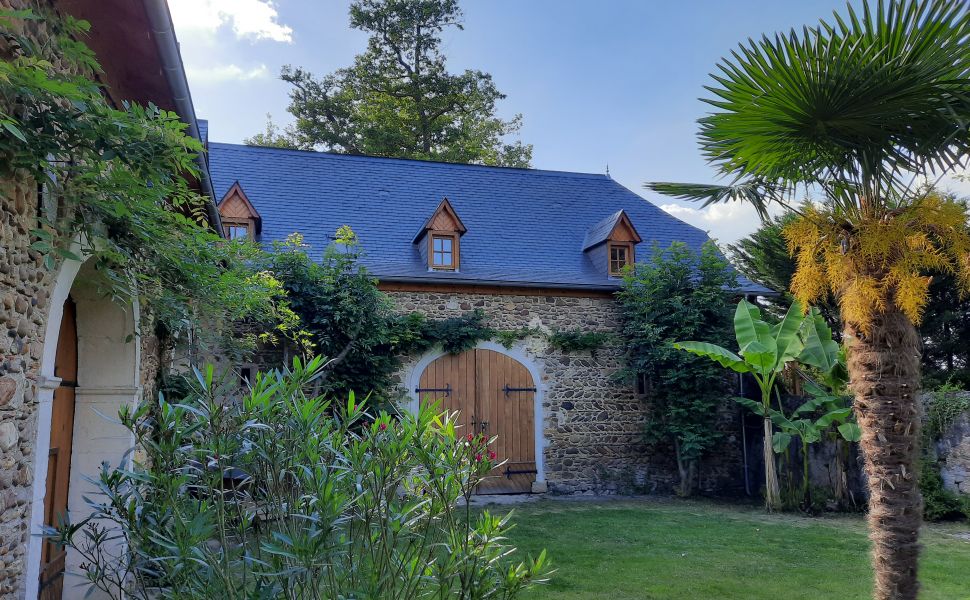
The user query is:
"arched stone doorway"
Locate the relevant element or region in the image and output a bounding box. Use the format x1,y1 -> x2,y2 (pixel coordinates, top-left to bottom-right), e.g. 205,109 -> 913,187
26,259 -> 140,600
413,345 -> 540,494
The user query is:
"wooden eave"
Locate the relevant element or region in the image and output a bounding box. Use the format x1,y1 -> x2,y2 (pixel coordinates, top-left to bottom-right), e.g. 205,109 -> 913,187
218,181 -> 261,234
608,211 -> 642,244
413,198 -> 467,243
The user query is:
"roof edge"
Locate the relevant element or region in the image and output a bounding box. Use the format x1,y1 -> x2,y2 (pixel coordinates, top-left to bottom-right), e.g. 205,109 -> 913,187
142,0 -> 223,236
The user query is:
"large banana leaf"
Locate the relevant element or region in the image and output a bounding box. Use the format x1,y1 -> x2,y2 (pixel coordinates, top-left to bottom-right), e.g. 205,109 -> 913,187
674,341 -> 750,373
739,339 -> 777,375
838,422 -> 862,442
734,300 -> 771,352
799,308 -> 840,374
772,300 -> 805,365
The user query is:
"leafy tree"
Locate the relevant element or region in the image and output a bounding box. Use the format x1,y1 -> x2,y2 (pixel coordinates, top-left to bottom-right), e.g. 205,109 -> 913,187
274,0 -> 532,167
616,242 -> 736,496
244,112 -> 300,149
921,271 -> 970,388
650,2 -> 970,596
259,229 -> 403,400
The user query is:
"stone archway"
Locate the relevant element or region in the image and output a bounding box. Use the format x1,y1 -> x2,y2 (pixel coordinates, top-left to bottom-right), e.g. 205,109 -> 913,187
409,342 -> 545,494
25,258 -> 140,600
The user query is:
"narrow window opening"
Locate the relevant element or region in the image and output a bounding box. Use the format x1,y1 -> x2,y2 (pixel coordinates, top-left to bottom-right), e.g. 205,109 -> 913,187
225,224 -> 250,240
609,243 -> 630,276
430,234 -> 456,270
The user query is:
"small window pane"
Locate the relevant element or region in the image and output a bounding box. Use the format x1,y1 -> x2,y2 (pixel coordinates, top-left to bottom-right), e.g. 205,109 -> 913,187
431,235 -> 456,269
226,225 -> 249,240
610,245 -> 629,275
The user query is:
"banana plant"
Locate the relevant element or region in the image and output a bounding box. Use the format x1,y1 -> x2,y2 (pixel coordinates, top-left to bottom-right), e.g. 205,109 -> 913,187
674,299 -> 806,511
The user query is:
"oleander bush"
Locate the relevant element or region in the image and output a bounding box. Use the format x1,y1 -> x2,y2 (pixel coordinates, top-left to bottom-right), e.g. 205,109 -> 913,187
50,357 -> 549,599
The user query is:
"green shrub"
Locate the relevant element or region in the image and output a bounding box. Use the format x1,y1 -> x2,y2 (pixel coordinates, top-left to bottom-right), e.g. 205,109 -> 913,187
50,357 -> 550,599
920,381 -> 970,522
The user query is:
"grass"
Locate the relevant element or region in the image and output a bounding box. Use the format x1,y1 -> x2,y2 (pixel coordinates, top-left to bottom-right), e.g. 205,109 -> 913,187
487,498 -> 970,600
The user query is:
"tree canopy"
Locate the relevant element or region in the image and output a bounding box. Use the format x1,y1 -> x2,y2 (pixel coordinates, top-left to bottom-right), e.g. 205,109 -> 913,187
263,0 -> 532,167
616,242 -> 736,496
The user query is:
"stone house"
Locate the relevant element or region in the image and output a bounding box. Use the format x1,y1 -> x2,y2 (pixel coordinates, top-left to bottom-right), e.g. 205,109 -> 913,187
204,139 -> 771,496
0,1 -> 219,598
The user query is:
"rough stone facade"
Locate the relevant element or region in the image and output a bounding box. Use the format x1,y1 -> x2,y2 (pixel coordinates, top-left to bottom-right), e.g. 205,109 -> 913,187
388,289 -> 745,495
935,394 -> 970,496
0,4 -> 165,596
0,165 -> 58,600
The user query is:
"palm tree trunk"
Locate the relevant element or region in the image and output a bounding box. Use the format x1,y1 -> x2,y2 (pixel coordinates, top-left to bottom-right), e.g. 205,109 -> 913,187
763,416 -> 781,511
846,305 -> 922,600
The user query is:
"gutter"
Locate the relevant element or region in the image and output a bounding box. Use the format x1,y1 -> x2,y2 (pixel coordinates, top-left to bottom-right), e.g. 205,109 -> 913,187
142,0 -> 224,236
377,274 -> 620,292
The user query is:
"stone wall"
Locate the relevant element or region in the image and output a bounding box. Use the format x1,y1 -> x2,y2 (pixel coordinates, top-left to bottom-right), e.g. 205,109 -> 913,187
0,160 -> 59,600
388,290 -> 744,495
0,3 -> 164,596
935,393 -> 970,496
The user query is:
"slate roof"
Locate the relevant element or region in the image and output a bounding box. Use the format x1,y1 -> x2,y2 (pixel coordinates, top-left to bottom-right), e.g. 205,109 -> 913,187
206,141 -> 772,294
583,210 -> 626,251
198,119 -> 208,147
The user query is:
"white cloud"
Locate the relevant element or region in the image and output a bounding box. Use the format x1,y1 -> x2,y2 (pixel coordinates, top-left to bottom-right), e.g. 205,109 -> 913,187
185,63 -> 270,83
170,0 -> 293,43
659,201 -> 771,244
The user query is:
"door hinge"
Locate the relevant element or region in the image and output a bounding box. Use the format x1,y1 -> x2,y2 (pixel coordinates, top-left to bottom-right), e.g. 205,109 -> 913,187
415,384 -> 451,396
503,384 -> 536,397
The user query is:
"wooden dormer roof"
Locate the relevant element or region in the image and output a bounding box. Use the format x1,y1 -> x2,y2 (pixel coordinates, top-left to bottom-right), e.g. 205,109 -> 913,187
218,181 -> 261,234
413,198 -> 467,243
582,210 -> 641,251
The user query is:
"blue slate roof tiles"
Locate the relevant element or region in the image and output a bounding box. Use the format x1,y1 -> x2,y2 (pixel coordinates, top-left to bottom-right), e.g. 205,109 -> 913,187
206,141 -> 772,294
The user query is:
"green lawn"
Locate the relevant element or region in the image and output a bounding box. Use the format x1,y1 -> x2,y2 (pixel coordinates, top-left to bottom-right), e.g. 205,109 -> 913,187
488,498 -> 970,600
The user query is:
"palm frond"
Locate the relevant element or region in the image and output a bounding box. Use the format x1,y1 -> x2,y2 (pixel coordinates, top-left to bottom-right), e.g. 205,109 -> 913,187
680,0 -> 970,215
645,179 -> 790,221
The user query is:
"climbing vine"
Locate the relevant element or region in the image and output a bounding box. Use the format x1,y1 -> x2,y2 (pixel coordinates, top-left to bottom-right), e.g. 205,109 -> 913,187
547,330 -> 612,354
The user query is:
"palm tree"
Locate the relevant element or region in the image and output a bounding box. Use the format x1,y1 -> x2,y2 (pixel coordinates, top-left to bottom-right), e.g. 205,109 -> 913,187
647,2 -> 970,599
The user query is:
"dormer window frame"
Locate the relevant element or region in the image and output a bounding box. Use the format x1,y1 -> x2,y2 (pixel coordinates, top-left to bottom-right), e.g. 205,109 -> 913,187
217,181 -> 261,242
414,198 -> 467,272
608,241 -> 634,277
223,220 -> 252,240
429,232 -> 459,270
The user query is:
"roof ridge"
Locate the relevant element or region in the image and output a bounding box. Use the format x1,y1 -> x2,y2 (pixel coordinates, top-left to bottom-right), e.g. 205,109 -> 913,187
207,141 -> 611,180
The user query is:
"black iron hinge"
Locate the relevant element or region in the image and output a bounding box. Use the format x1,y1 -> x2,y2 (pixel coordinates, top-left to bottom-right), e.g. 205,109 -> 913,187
415,384 -> 451,396
503,384 -> 537,397
503,465 -> 539,479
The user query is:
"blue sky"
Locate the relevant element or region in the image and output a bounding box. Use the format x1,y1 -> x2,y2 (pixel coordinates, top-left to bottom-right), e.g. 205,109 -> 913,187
169,0 -> 969,243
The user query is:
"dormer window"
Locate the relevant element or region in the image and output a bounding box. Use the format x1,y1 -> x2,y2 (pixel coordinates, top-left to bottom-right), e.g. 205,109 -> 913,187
609,242 -> 632,276
414,198 -> 467,272
583,210 -> 642,278
431,233 -> 457,269
217,181 -> 261,241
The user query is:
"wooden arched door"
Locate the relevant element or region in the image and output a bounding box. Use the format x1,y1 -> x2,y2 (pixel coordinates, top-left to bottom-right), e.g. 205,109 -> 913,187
39,298 -> 77,600
417,349 -> 536,493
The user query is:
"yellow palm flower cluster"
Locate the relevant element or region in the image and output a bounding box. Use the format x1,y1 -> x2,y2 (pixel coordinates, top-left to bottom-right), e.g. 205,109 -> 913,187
784,195 -> 970,331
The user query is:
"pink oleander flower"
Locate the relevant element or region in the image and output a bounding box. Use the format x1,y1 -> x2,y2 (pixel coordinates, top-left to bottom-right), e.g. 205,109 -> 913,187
488,451 -> 496,460
379,422 -> 387,431
475,454 -> 482,462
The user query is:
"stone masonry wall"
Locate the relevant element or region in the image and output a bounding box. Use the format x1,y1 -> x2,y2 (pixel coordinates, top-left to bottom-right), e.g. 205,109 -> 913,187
0,3 -> 163,596
388,290 -> 744,495
1,4 -> 66,595
934,393 -> 970,496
